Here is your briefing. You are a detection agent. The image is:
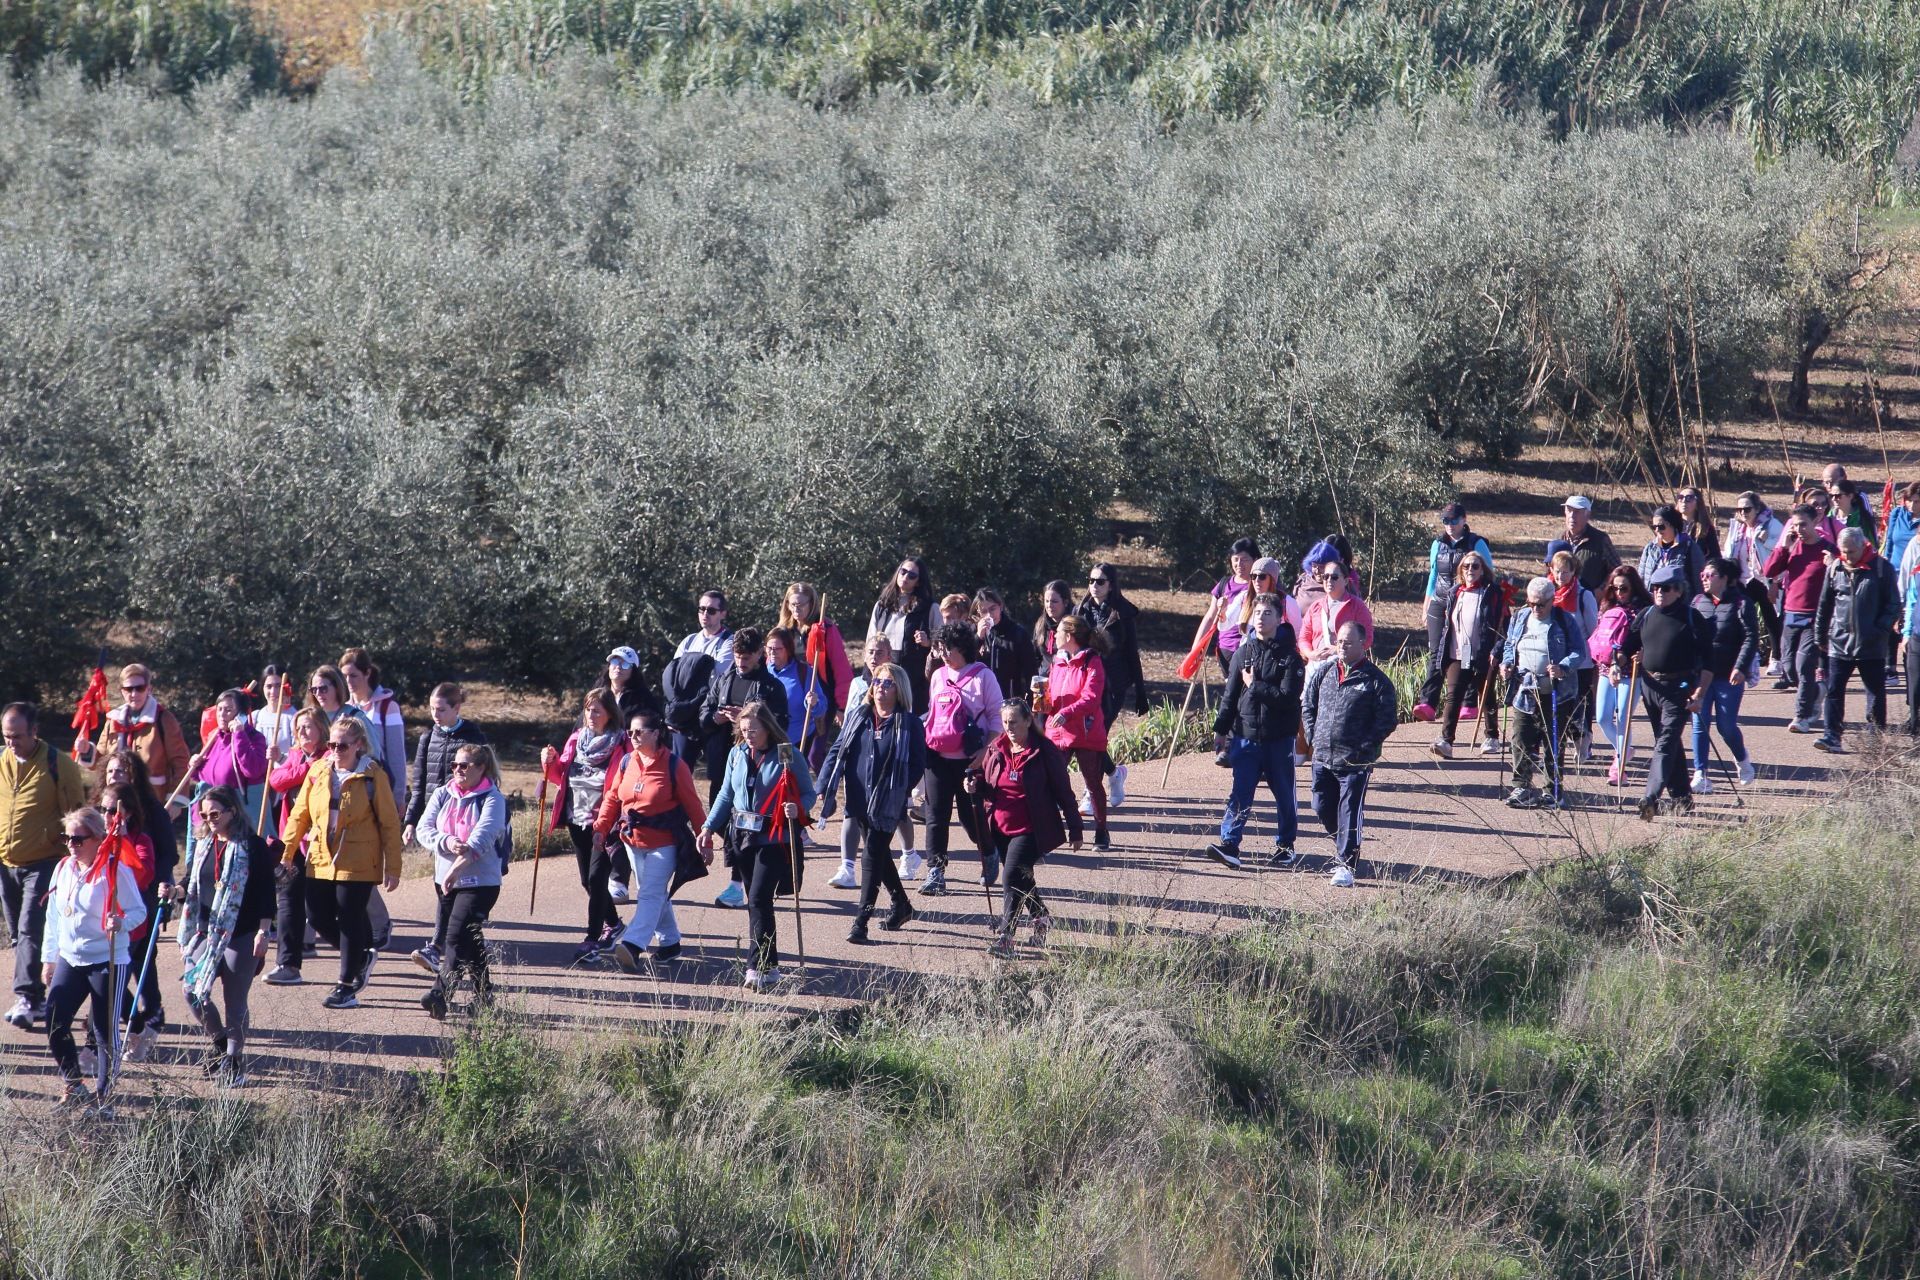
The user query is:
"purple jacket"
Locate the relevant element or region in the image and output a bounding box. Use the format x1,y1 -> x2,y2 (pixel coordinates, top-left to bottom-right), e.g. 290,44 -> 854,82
198,723 -> 267,790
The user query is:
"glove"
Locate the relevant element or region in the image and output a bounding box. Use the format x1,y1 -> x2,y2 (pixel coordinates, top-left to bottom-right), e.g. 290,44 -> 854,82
818,795 -> 837,821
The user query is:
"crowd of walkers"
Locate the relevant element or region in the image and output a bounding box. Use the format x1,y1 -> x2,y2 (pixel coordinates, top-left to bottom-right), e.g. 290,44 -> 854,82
0,468 -> 1900,1107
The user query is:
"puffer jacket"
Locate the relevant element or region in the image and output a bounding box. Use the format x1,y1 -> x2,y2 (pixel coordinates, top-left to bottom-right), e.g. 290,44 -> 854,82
1637,536 -> 1707,594
978,617 -> 1039,709
1301,659 -> 1398,774
1691,590 -> 1760,679
1213,628 -> 1305,743
406,719 -> 488,827
1043,648 -> 1108,752
1816,550 -> 1900,661
280,757 -> 404,883
0,741 -> 87,868
418,778 -> 511,889
817,705 -> 927,835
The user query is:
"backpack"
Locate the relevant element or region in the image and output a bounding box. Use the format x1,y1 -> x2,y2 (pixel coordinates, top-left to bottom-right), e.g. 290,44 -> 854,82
925,663 -> 987,755
661,650 -> 716,737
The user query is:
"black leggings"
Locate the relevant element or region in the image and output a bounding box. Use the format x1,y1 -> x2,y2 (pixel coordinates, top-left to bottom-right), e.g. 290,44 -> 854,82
276,854 -> 333,969
437,885 -> 499,999
922,754 -> 984,870
46,960 -> 115,1087
305,880 -> 375,987
857,822 -> 906,917
568,822 -> 622,938
124,891 -> 165,1033
741,841 -> 794,972
193,928 -> 259,1058
995,829 -> 1046,930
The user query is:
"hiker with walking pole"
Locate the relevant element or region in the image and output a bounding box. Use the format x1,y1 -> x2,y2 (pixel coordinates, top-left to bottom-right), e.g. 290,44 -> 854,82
176,787 -> 276,1085
542,689 -> 628,961
921,623 -> 1005,893
42,807 -> 145,1111
1591,566 -> 1651,787
1076,562 -> 1152,812
698,703 -> 817,993
1423,552 -> 1507,762
592,710 -> 707,975
1689,557 -> 1761,794
1612,564 -> 1712,821
1500,577 -> 1590,811
969,698 -> 1080,958
781,582 -> 851,771
816,664 -> 923,945
90,786 -> 157,1068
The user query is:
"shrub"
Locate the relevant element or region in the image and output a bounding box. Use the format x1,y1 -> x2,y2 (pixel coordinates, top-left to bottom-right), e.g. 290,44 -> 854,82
0,0 -> 282,90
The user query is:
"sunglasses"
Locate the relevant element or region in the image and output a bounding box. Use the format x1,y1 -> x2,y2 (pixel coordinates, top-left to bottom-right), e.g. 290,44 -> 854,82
872,678 -> 897,689
1650,523 -> 1671,532
1735,505 -> 1755,513
121,683 -> 147,693
1651,583 -> 1679,592
897,568 -> 920,579
625,729 -> 650,740
310,683 -> 331,693
453,759 -> 481,770
1675,492 -> 1699,501
328,740 -> 351,750
698,606 -> 723,615
1089,577 -> 1109,585
59,833 -> 92,846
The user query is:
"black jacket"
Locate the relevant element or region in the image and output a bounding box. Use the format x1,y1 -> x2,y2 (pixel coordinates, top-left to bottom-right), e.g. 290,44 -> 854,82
979,617 -> 1039,708
1816,552 -> 1899,661
405,719 -> 488,826
1433,583 -> 1509,669
1213,628 -> 1305,743
1691,591 -> 1759,679
190,829 -> 280,938
1302,659 -> 1398,773
1615,600 -> 1710,680
701,660 -> 788,737
1076,595 -> 1149,715
818,705 -> 927,835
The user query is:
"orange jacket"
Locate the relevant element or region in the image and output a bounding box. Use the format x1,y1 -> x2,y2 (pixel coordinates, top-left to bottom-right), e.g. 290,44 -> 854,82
592,748 -> 705,849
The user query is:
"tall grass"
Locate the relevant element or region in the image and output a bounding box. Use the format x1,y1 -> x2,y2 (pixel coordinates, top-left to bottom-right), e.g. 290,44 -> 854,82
14,751 -> 1916,1276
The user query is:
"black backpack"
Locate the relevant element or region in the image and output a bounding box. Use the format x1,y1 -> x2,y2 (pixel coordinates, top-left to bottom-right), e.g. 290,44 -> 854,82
661,650 -> 717,737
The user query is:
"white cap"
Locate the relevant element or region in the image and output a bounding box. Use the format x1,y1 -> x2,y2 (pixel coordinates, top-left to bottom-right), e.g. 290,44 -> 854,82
605,646 -> 640,669
1563,495 -> 1593,511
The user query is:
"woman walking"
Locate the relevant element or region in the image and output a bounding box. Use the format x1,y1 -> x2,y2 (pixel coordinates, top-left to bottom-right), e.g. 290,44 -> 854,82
1639,506 -> 1708,588
592,709 -> 706,973
1549,550 -> 1601,760
868,557 -> 936,712
339,649 -> 406,814
404,682 -> 488,972
697,704 -> 817,992
178,786 -> 277,1085
175,688 -> 268,834
540,689 -> 628,961
1297,557 -> 1375,687
93,783 -> 158,1065
1045,615 -> 1112,851
1032,579 -> 1073,674
279,717 -> 402,1011
1076,562 -> 1149,809
1724,493 -> 1785,674
1591,565 -> 1652,785
416,745 -> 511,1017
1428,553 -> 1509,759
250,665 -> 298,832
825,635 -> 924,887
779,582 -> 853,764
1190,539 -> 1260,676
817,663 -> 924,942
974,587 -> 1038,712
764,627 -> 820,760
919,624 -> 1004,896
1673,486 -> 1721,559
968,699 -> 1081,958
262,709 -> 327,986
42,806 -> 146,1109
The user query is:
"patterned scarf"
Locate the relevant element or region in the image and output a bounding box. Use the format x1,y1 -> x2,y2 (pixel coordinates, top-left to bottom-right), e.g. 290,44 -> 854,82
180,833 -> 249,1014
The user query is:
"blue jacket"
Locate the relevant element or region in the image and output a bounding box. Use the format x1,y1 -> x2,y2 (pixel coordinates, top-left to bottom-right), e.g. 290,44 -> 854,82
1637,536 -> 1707,593
1424,531 -> 1494,599
817,705 -> 927,834
418,780 -> 510,889
703,744 -> 819,842
1501,606 -> 1591,706
1885,504 -> 1915,581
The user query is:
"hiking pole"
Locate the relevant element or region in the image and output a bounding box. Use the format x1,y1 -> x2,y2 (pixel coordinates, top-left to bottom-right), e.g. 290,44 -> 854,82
1704,729 -> 1747,810
1547,677 -> 1564,811
1161,677 -> 1199,788
529,775 -> 548,911
256,676 -> 285,836
787,819 -> 806,975
109,896 -> 170,1098
1616,658 -> 1641,811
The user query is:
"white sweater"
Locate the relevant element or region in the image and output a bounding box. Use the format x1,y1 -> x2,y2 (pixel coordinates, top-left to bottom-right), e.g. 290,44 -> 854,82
41,856 -> 148,967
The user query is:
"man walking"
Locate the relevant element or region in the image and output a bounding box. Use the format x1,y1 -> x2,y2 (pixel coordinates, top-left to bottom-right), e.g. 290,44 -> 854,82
1612,565 -> 1710,820
0,703 -> 87,1029
1762,503 -> 1835,733
1500,577 -> 1589,810
1815,527 -> 1898,753
1206,594 -> 1306,870
1545,495 -> 1621,593
1301,622 -> 1397,888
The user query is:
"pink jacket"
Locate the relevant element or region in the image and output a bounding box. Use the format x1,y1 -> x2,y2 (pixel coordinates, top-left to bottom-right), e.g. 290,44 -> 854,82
197,723 -> 267,791
269,749 -> 318,842
802,619 -> 856,712
1044,649 -> 1107,752
1298,593 -> 1375,659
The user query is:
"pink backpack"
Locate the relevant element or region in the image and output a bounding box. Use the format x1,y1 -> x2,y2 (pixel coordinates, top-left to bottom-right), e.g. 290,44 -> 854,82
924,663 -> 985,754
1588,608 -> 1632,665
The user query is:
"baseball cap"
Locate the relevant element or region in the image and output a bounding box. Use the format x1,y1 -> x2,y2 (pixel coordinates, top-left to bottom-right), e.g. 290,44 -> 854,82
1563,495 -> 1593,511
1439,501 -> 1467,523
1646,565 -> 1684,588
605,646 -> 641,669
1251,556 -> 1286,583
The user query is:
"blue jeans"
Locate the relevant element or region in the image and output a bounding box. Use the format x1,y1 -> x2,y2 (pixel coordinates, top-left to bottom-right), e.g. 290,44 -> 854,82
1690,677 -> 1748,770
1219,737 -> 1297,850
617,842 -> 680,949
1594,671 -> 1628,751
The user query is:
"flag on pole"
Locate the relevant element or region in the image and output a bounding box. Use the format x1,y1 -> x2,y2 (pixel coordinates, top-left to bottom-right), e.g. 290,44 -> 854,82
1177,622 -> 1217,682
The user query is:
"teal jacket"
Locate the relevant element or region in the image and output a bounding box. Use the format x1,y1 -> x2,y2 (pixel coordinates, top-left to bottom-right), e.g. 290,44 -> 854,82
703,743 -> 818,842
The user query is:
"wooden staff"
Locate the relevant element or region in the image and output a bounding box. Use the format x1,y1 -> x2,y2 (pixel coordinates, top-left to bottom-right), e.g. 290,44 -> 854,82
798,593 -> 828,752
528,776 -> 548,911
255,677 -> 285,836
1161,676 -> 1200,788
787,819 -> 806,975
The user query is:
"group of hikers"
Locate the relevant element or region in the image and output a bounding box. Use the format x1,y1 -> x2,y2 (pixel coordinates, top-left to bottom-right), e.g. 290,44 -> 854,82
0,464 -> 1902,1107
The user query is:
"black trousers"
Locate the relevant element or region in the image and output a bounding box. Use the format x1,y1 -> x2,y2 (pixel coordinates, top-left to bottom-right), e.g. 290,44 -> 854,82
994,829 -> 1047,930
46,959 -> 115,1087
1906,636 -> 1920,732
1439,658 -> 1497,744
1640,676 -> 1693,802
305,880 -> 375,986
856,823 -> 907,918
741,841 -> 793,972
1744,578 -> 1782,662
1824,655 -> 1888,738
124,895 -> 165,1033
1,859 -> 55,1003
1511,688 -> 1578,793
1309,764 -> 1368,866
275,854 -> 336,969
437,885 -> 499,1000
568,821 -> 622,939
922,754 -> 984,870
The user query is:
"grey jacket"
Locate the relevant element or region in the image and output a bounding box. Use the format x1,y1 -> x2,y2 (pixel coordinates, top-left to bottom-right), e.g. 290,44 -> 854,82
1302,660 -> 1398,774
1816,552 -> 1900,661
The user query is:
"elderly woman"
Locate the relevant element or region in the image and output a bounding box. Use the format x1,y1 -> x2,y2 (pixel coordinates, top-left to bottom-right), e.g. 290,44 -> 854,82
1499,576 -> 1591,810
179,786 -> 277,1086
42,806 -> 147,1108
417,744 -> 511,1017
279,716 -> 402,1011
817,663 -> 925,944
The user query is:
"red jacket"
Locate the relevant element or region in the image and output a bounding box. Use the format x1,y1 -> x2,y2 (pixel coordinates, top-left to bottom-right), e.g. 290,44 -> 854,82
979,730 -> 1081,855
1762,535 -> 1837,614
800,619 -> 855,712
1043,649 -> 1107,752
269,749 -> 318,842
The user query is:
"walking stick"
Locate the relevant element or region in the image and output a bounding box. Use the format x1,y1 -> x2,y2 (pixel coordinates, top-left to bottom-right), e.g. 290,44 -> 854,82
1616,657 -> 1641,810
787,820 -> 806,975
109,896 -> 170,1098
528,777 -> 548,911
1161,676 -> 1200,788
799,594 -> 828,755
256,677 -> 285,837
1547,678 -> 1564,810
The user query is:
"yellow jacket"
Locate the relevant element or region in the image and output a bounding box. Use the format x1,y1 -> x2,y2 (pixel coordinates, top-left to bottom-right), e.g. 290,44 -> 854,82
0,741 -> 88,868
281,758 -> 402,883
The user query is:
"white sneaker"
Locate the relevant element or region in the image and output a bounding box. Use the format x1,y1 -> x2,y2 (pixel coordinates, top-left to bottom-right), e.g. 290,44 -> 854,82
78,1047 -> 98,1076
742,966 -> 783,992
1737,757 -> 1757,785
125,1025 -> 159,1063
1328,865 -> 1356,888
608,880 -> 631,903
827,862 -> 858,889
1764,659 -> 1784,677
1691,769 -> 1714,794
1078,792 -> 1094,819
898,851 -> 925,880
1108,764 -> 1127,809
1430,739 -> 1453,759
1575,731 -> 1593,764
1479,739 -> 1505,756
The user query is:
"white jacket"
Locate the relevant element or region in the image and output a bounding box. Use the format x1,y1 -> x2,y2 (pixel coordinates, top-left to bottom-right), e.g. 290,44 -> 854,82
41,856 -> 147,967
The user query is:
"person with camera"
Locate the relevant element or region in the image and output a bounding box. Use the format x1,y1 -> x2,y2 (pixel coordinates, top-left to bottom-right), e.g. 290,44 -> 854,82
1762,504 -> 1837,732
592,709 -> 706,973
697,703 -> 817,992
816,663 -> 924,943
700,628 -> 788,908
919,623 -> 1004,896
967,698 -> 1080,958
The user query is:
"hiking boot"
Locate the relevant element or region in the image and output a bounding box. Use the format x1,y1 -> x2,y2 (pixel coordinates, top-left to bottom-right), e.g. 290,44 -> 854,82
921,865 -> 948,896
263,965 -> 302,986
1269,847 -> 1300,869
410,943 -> 442,974
1029,914 -> 1052,947
1505,786 -> 1544,809
883,900 -> 917,931
714,881 -> 746,908
420,987 -> 448,1020
1204,842 -> 1243,870
611,941 -> 644,974
1108,764 -> 1128,809
1412,702 -> 1436,723
1328,865 -> 1356,888
987,933 -> 1017,959
321,985 -> 358,1010
1429,739 -> 1453,759
1691,769 -> 1714,794
981,850 -> 1001,888
847,914 -> 871,944
827,862 -> 858,889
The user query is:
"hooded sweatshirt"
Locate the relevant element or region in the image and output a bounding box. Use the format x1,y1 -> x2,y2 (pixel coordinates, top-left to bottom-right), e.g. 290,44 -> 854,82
42,852 -> 147,967
419,777 -> 510,890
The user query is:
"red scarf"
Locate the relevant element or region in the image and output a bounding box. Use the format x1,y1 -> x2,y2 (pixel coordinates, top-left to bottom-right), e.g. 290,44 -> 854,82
1553,580 -> 1579,613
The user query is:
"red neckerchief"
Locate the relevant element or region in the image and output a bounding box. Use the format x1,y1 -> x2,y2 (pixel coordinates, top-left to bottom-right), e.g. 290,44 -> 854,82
1553,580 -> 1578,612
